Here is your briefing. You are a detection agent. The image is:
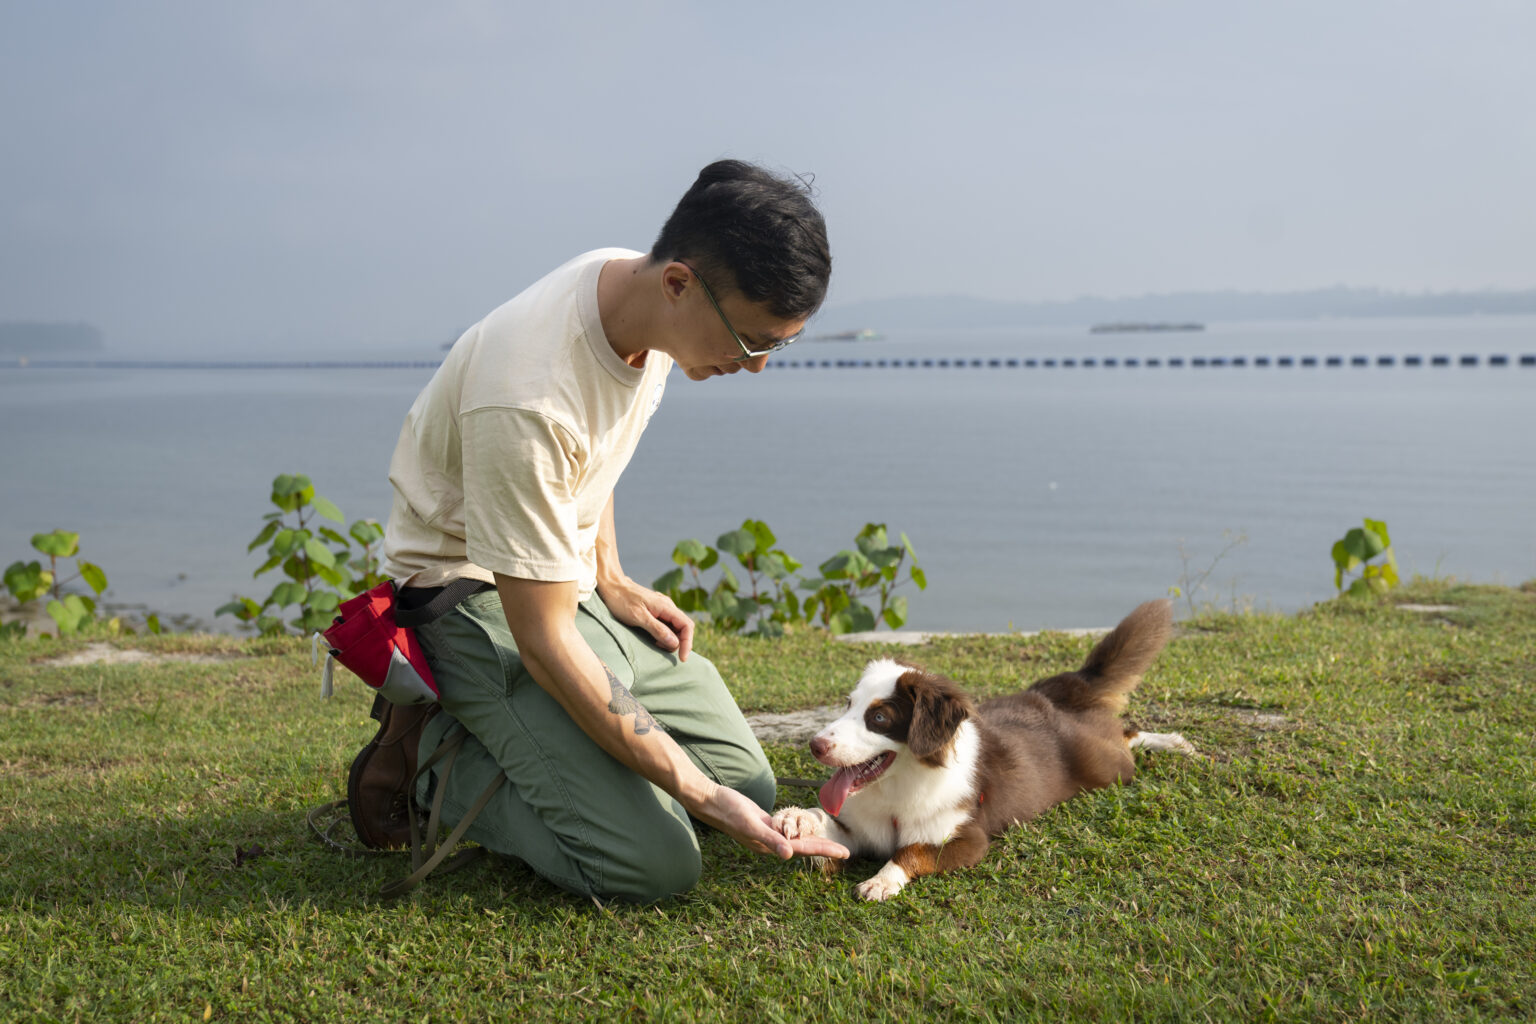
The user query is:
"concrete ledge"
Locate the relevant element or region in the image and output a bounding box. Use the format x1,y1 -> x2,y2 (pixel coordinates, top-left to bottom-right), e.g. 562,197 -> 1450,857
834,627 -> 1110,645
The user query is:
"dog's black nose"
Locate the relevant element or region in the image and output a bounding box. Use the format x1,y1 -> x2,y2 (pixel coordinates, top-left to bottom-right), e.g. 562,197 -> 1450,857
810,735 -> 831,759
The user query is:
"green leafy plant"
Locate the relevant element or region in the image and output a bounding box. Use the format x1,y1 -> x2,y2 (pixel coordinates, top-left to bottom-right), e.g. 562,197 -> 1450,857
653,520 -> 926,636
1,529 -> 157,638
654,520 -> 803,636
1332,517 -> 1399,597
217,474 -> 387,637
803,524 -> 926,634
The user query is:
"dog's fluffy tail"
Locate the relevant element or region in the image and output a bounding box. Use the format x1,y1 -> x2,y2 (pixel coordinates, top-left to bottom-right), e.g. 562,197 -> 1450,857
1030,599 -> 1173,716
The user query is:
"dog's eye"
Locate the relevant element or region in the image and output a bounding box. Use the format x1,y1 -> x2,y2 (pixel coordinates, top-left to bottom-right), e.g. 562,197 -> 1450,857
872,711 -> 888,725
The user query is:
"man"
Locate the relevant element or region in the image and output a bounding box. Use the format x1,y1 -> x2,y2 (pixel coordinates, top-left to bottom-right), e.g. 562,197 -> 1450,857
371,160 -> 848,903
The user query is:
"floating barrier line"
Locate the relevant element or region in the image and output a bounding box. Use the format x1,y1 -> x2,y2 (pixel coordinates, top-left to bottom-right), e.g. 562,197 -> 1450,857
4,354 -> 1534,371
765,353 -> 1535,370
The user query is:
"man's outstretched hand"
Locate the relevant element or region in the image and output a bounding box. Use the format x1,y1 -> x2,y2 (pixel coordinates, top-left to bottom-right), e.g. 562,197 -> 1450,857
692,782 -> 850,861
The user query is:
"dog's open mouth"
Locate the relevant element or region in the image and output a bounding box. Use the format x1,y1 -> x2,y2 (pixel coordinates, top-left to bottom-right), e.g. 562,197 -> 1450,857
818,750 -> 897,817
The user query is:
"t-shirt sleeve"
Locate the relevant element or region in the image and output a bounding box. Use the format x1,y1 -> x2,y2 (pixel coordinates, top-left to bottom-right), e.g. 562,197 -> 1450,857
459,406 -> 585,582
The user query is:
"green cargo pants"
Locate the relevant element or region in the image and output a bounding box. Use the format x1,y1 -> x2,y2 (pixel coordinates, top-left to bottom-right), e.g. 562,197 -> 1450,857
411,588 -> 776,904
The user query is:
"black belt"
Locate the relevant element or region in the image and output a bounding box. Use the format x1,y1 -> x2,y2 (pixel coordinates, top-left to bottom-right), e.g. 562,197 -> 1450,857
395,578 -> 494,626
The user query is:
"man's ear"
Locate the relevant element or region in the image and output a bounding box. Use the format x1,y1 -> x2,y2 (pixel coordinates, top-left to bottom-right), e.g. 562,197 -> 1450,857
660,260 -> 691,301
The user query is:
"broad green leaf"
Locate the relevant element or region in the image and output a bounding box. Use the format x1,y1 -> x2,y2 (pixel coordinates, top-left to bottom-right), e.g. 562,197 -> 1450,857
248,521 -> 280,552
743,519 -> 776,551
270,581 -> 307,607
718,568 -> 740,594
296,607 -> 332,633
673,539 -> 710,565
256,614 -> 286,637
1341,526 -> 1386,562
4,560 -> 48,603
1330,540 -> 1350,571
319,527 -> 350,548
48,594 -> 91,635
216,597 -> 260,620
349,519 -> 384,546
307,590 -> 341,613
901,532 -> 919,561
304,538 -> 336,568
828,611 -> 853,635
717,529 -> 756,558
760,552 -> 792,581
78,561 -> 108,595
883,595 -> 909,629
312,495 -> 345,523
146,614 -> 162,635
847,602 -> 877,633
272,529 -> 299,557
252,553 -> 282,578
1346,578 -> 1373,598
677,587 -> 708,613
1380,562 -> 1400,589
820,550 -> 874,579
32,530 -> 80,558
911,566 -> 927,590
653,568 -> 685,593
314,563 -> 346,588
1363,518 -> 1391,548
856,523 -> 889,549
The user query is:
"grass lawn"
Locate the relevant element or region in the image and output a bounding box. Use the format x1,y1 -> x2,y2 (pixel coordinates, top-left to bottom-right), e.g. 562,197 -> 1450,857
2,579 -> 1533,1022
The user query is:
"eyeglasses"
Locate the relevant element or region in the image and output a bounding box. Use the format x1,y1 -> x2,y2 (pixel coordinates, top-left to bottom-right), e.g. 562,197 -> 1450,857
682,263 -> 802,360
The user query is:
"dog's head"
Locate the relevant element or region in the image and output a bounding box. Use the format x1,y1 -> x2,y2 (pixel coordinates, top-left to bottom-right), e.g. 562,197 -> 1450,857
812,658 -> 975,816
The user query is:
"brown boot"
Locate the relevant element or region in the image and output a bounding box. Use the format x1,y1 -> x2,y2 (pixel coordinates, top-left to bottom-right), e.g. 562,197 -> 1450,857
347,694 -> 440,849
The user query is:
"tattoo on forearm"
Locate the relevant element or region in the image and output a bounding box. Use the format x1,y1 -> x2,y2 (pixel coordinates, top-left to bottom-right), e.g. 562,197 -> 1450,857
605,665 -> 659,735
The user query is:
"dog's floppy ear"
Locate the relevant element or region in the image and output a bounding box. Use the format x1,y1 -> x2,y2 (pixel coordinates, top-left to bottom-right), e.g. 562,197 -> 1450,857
903,671 -> 974,766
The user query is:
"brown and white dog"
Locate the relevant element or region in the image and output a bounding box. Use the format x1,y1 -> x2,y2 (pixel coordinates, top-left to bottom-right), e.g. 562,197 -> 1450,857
772,599 -> 1194,901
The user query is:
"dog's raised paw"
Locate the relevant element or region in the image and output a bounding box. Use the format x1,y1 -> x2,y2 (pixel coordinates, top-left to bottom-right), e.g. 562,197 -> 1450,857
771,806 -> 824,840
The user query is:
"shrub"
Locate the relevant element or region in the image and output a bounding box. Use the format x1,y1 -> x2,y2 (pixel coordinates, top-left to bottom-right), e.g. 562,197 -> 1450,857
217,474 -> 386,636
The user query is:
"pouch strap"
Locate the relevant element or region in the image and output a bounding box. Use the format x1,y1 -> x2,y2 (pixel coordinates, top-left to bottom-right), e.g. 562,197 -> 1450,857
394,578 -> 493,629
377,723 -> 505,899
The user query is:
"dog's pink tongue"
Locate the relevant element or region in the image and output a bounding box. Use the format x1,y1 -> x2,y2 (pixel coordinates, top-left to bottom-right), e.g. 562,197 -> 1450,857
819,768 -> 857,817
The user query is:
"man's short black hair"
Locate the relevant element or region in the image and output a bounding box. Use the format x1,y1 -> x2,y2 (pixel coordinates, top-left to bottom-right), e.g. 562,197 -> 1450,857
651,160 -> 831,321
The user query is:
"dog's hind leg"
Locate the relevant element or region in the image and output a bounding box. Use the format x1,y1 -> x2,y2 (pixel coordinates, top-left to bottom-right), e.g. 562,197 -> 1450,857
1126,730 -> 1197,755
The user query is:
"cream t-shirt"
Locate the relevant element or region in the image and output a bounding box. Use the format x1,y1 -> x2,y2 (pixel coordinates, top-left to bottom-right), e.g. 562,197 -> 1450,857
381,249 -> 672,599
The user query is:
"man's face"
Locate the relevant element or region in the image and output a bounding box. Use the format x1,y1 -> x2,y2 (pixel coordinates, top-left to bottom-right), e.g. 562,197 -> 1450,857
676,266 -> 807,381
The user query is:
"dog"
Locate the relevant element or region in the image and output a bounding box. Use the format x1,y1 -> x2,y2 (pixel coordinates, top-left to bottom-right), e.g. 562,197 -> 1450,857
772,599 -> 1194,901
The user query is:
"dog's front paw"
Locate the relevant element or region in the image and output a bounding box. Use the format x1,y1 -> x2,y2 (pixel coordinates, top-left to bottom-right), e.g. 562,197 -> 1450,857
772,806 -> 825,840
855,873 -> 906,902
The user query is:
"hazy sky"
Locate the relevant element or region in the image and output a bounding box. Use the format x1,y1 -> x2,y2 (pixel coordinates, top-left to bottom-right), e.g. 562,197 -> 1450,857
3,1 -> 1533,353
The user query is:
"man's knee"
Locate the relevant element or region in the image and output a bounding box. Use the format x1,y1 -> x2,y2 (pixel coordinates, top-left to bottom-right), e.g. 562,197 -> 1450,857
593,827 -> 702,904
735,761 -> 778,814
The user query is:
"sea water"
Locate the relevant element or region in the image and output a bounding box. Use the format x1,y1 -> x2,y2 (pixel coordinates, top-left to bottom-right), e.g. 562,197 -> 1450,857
1,315 -> 1532,632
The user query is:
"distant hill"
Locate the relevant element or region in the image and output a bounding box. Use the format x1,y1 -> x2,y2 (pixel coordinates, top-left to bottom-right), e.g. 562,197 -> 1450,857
818,287 -> 1536,331
0,322 -> 104,354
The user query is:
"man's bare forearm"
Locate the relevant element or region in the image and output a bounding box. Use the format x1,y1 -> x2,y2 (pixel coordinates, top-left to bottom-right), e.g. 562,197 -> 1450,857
495,573 -> 712,806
